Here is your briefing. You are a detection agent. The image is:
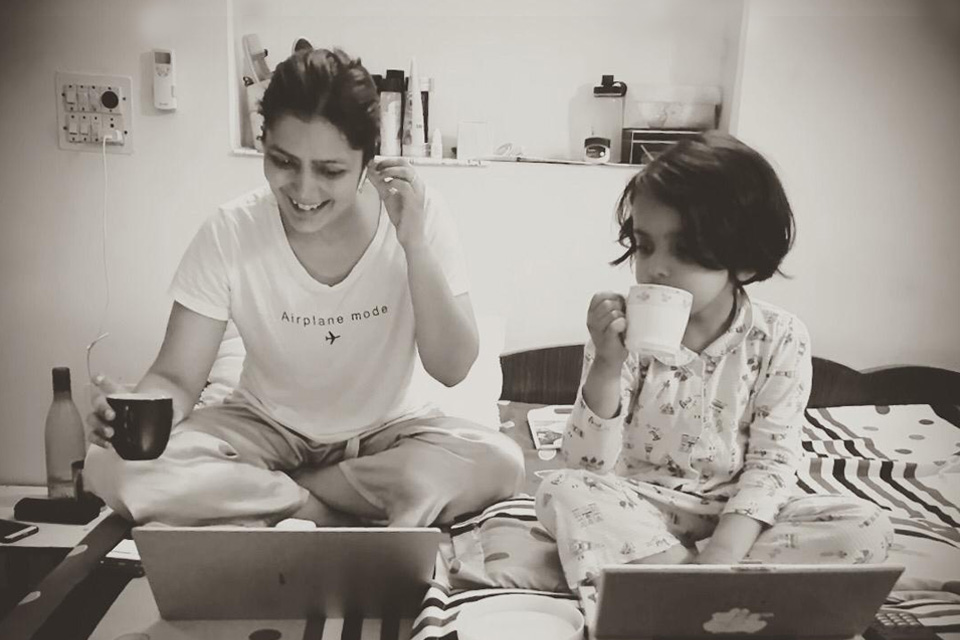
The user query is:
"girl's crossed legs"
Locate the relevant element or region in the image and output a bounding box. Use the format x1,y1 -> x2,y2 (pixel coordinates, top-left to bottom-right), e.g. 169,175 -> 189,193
535,469 -> 893,591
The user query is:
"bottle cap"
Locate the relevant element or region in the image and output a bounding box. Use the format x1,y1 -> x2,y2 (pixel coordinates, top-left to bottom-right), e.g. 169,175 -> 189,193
593,74 -> 628,97
52,367 -> 72,393
383,69 -> 405,93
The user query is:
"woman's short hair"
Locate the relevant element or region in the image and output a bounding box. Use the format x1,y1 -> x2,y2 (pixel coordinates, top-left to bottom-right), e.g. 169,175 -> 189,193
259,43 -> 379,164
612,130 -> 795,286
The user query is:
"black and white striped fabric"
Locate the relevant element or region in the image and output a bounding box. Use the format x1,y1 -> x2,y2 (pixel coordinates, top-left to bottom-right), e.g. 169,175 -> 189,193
409,581 -> 580,640
802,407 -> 960,551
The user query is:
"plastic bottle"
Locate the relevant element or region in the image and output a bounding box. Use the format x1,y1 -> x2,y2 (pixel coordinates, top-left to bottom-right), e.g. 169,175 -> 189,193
402,58 -> 426,157
592,74 -> 628,163
242,34 -> 273,152
45,367 -> 87,499
379,70 -> 404,157
430,128 -> 443,159
420,76 -> 433,138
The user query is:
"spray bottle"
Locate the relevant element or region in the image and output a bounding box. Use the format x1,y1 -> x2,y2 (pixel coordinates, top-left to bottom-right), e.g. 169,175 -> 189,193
242,34 -> 272,152
401,58 -> 426,157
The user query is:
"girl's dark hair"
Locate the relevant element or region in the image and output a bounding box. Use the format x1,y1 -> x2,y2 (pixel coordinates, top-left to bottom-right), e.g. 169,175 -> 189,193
612,131 -> 795,286
259,42 -> 379,164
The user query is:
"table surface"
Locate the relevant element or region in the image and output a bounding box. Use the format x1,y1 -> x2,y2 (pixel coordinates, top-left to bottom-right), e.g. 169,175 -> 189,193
0,485 -> 111,548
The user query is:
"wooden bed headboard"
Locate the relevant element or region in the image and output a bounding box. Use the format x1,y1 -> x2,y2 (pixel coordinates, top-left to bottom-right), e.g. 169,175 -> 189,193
499,344 -> 960,408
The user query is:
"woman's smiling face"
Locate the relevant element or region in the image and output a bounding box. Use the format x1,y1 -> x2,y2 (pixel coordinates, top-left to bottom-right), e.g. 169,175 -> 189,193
262,114 -> 365,236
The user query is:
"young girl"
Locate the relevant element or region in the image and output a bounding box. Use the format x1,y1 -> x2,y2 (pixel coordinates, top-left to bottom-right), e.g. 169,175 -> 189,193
535,131 -> 893,592
83,43 -> 523,527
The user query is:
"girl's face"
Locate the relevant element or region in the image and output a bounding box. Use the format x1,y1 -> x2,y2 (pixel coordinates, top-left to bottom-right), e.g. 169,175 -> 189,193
630,193 -> 737,320
262,114 -> 365,237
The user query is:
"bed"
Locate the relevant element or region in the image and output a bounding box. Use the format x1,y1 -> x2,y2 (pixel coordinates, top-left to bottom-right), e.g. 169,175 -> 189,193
4,344 -> 958,640
409,345 -> 960,640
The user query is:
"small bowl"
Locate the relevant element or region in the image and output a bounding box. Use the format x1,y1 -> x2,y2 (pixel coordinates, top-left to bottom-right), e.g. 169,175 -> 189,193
455,593 -> 584,640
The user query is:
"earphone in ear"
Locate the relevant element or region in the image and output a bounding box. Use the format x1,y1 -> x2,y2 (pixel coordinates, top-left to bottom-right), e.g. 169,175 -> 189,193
357,165 -> 368,194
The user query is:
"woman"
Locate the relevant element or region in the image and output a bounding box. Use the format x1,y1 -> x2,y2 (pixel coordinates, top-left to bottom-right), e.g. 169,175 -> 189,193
84,44 -> 524,527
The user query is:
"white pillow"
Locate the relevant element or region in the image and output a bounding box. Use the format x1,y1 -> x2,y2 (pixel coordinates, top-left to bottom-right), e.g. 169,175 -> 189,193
199,316 -> 506,429
197,321 -> 245,407
407,314 -> 505,429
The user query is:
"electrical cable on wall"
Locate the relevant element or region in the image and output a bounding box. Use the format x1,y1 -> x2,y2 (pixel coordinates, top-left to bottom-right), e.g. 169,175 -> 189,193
85,135 -> 113,383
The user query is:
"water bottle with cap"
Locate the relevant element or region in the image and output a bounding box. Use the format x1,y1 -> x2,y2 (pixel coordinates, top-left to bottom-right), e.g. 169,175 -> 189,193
44,367 -> 87,499
591,74 -> 628,163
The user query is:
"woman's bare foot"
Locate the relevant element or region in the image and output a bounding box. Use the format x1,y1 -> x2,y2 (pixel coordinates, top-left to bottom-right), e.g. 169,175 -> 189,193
291,493 -> 364,527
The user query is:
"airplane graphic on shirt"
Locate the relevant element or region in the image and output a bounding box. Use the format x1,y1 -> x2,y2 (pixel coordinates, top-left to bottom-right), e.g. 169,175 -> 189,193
325,331 -> 340,344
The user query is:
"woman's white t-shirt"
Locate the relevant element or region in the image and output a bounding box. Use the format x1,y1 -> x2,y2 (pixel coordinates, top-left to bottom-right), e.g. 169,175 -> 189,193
169,185 -> 469,443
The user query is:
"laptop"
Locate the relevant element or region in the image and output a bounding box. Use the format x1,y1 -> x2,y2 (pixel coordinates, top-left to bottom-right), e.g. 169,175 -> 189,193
592,563 -> 904,640
132,526 -> 443,620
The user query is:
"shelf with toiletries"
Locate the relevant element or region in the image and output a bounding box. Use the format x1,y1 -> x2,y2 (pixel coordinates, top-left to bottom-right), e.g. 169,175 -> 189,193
230,146 -> 487,167
227,0 -> 745,162
231,147 -> 646,171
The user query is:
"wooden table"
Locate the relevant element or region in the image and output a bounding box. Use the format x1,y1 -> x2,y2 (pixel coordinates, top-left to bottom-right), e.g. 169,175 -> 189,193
1,486 -> 130,640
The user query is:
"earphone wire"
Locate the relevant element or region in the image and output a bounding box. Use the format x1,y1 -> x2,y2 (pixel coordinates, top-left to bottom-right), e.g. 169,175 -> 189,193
86,137 -> 112,383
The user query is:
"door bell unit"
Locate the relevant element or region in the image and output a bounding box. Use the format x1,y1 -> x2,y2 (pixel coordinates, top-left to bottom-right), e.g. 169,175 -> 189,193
152,49 -> 177,110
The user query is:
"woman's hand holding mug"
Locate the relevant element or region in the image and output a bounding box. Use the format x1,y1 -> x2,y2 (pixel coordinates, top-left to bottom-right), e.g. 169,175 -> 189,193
86,375 -> 173,460
86,374 -> 122,449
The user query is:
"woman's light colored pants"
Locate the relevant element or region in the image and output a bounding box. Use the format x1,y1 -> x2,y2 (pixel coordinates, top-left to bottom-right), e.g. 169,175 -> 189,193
85,400 -> 525,527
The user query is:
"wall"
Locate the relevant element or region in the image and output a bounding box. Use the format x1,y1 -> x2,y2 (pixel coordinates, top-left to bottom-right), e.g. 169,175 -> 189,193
732,0 -> 960,370
0,0 -> 259,485
2,0 -> 958,486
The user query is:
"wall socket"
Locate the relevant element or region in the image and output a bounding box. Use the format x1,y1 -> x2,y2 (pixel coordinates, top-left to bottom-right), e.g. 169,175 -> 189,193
56,72 -> 133,154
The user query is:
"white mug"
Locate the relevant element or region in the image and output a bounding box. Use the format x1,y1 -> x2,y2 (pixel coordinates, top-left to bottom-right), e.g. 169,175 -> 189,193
625,284 -> 693,356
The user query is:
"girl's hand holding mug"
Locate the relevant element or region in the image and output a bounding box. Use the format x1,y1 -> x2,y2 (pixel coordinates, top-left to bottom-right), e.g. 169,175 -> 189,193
366,158 -> 428,250
587,292 -> 628,367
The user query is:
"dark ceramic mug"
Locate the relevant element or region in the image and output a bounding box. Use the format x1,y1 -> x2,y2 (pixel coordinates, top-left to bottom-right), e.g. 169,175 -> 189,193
106,393 -> 173,460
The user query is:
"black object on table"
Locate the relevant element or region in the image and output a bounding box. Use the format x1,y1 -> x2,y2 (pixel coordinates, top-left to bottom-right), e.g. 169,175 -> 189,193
14,495 -> 103,526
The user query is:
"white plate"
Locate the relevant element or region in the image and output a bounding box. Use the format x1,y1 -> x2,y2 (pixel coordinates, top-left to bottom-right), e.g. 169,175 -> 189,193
455,594 -> 584,640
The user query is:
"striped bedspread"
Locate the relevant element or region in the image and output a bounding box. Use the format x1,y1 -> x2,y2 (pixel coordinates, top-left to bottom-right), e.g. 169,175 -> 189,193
421,403 -> 960,638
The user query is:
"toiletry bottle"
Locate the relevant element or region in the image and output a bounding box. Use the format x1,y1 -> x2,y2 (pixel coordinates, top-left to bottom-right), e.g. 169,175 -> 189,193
430,128 -> 443,159
242,34 -> 273,152
402,58 -> 426,157
45,367 -> 86,499
379,70 -> 404,157
420,76 -> 433,139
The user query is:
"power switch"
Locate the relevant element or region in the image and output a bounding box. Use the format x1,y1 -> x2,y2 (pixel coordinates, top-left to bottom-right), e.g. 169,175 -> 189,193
56,72 -> 132,153
100,89 -> 119,110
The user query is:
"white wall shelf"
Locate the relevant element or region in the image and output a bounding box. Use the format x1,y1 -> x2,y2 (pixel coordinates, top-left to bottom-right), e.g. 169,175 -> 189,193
226,0 -> 745,160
